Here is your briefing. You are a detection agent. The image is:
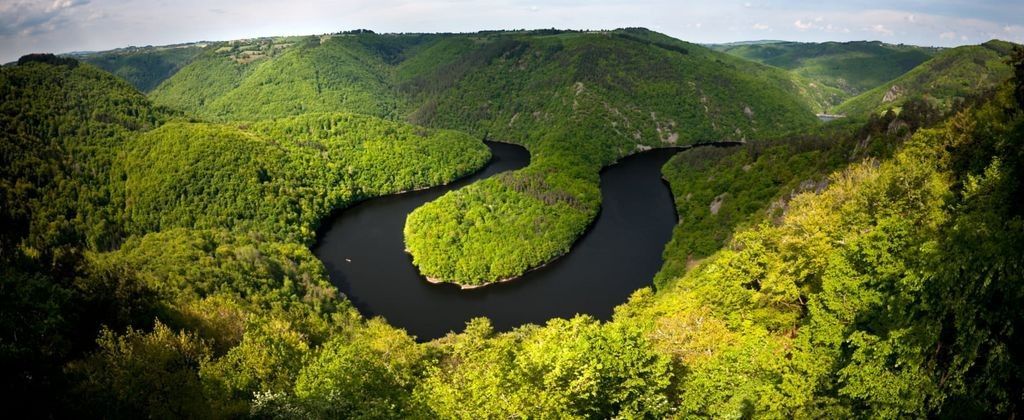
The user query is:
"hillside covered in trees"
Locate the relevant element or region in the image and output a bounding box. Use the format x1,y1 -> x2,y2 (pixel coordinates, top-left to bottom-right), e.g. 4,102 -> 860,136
2,26 -> 1024,418
710,41 -> 939,102
78,44 -> 206,92
835,40 -> 1015,117
1,55 -> 490,416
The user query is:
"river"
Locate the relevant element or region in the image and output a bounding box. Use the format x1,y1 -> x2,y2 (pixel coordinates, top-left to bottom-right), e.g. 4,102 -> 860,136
313,141 -> 680,341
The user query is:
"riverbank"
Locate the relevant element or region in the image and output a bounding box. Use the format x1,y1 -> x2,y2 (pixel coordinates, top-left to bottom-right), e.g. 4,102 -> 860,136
408,140 -> 745,289
313,143 -> 681,340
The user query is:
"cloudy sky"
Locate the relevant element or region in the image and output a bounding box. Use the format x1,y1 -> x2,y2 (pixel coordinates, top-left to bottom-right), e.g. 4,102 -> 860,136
2,0 -> 1023,62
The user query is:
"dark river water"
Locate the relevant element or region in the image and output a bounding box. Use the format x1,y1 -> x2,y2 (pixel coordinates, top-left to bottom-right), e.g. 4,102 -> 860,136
313,142 -> 680,341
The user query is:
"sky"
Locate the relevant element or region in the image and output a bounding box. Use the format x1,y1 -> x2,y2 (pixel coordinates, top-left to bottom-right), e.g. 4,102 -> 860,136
2,0 -> 1023,62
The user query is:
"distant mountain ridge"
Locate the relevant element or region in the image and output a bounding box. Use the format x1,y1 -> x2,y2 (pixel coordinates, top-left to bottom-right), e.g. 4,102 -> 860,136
710,40 -> 941,107
148,28 -> 821,145
835,40 -> 1016,116
70,32 -> 1021,131
705,40 -> 788,46
76,34 -> 1010,119
75,44 -> 210,92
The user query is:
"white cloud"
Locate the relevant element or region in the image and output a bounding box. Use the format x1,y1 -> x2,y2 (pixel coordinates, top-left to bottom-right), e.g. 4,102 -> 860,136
752,23 -> 769,30
1003,25 -> 1024,36
49,0 -> 89,11
940,31 -> 957,40
824,24 -> 846,33
794,19 -> 815,30
869,24 -> 893,36
0,0 -> 91,37
791,17 -> 849,34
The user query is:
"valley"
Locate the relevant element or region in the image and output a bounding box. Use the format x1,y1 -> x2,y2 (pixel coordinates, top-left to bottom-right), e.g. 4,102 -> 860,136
2,21 -> 1023,418
316,142 -> 677,339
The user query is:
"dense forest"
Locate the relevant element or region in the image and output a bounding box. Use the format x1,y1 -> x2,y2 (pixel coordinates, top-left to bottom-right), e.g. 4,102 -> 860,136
1,55 -> 489,416
2,27 -> 1023,417
655,95 -> 950,287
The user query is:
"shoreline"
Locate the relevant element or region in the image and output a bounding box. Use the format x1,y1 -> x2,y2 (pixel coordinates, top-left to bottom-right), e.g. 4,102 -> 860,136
310,139 -> 510,242
411,140 -> 744,290
420,256 -> 561,290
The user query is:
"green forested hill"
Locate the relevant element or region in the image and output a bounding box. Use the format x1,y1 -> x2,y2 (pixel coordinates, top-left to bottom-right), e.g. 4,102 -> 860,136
399,29 -> 821,144
654,99 -> 942,287
114,114 -> 488,244
174,36 -> 416,119
835,40 -> 1015,116
0,56 -> 489,414
0,55 -> 166,265
628,82 -> 1024,416
711,40 -> 939,100
146,37 -> 305,114
398,29 -> 824,284
1,55 -> 169,408
0,54 -> 489,257
78,44 -> 206,92
154,29 -> 821,133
